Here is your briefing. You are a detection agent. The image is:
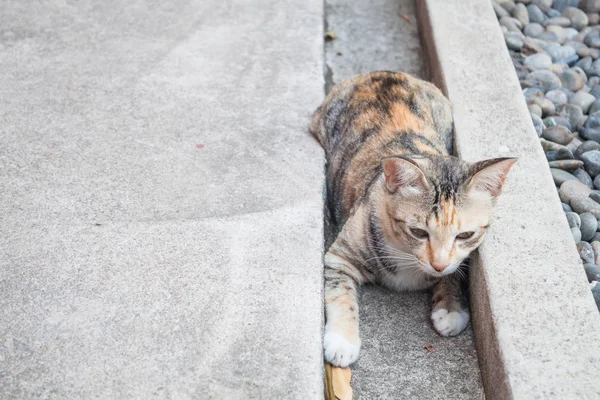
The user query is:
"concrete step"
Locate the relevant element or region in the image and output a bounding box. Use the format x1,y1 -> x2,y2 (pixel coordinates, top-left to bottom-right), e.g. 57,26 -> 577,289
0,1 -> 325,398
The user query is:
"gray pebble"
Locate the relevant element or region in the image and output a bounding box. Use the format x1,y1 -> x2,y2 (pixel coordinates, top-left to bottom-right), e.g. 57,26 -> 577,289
528,4 -> 546,22
557,103 -> 584,128
578,242 -> 596,264
571,195 -> 600,218
575,140 -> 600,159
494,0 -> 511,18
581,212 -> 599,241
546,88 -> 569,104
562,202 -> 574,211
524,87 -> 545,98
563,7 -> 589,30
527,70 -> 563,93
557,67 -> 586,91
505,32 -> 525,50
594,174 -> 600,190
572,226 -> 583,242
548,159 -> 585,170
532,113 -> 544,136
570,91 -> 596,113
547,9 -> 563,18
513,3 -> 530,24
566,136 -> 583,153
524,22 -> 545,37
501,16 -> 523,32
574,167 -> 595,188
524,53 -> 552,70
528,103 -> 543,117
544,115 -> 573,130
544,16 -> 572,26
589,99 -> 600,115
590,191 -> 600,203
566,211 -> 582,228
592,241 -> 600,263
584,263 -> 600,282
552,168 -> 578,185
542,124 -> 574,144
582,0 -> 600,14
591,281 -> 600,311
581,150 -> 600,176
559,179 -> 593,202
563,27 -> 579,41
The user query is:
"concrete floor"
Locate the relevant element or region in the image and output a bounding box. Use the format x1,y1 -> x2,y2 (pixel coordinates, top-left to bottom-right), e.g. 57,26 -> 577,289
324,0 -> 484,398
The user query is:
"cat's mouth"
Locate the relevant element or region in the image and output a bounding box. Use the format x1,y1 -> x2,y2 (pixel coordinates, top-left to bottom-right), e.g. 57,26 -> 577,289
421,263 -> 460,277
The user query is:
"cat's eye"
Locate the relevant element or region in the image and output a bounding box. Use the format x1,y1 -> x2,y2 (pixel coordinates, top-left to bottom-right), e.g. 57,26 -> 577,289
409,228 -> 429,239
457,231 -> 475,240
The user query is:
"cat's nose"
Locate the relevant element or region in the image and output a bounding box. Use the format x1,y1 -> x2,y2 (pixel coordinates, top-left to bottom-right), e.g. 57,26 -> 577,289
431,262 -> 448,272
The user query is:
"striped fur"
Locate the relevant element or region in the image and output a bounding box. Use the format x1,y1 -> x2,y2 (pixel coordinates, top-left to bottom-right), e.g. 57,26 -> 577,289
312,71 -> 516,367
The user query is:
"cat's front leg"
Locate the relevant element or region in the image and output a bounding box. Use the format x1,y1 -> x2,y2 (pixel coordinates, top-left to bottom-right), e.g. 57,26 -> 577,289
323,250 -> 362,367
431,273 -> 470,336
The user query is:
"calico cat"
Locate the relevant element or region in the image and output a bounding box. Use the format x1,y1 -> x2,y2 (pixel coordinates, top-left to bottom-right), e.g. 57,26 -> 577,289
310,71 -> 516,367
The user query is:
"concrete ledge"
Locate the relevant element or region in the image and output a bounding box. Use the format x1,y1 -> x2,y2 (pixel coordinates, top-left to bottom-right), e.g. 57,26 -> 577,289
417,0 -> 600,398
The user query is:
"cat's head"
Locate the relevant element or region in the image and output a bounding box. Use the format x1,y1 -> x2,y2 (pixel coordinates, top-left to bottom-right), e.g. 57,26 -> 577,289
378,155 -> 517,277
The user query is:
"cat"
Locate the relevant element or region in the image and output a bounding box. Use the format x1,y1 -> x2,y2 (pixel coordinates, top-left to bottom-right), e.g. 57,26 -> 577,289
310,71 -> 516,367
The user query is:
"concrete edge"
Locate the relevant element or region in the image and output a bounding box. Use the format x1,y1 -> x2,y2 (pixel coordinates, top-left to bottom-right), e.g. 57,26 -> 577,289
416,0 -> 600,398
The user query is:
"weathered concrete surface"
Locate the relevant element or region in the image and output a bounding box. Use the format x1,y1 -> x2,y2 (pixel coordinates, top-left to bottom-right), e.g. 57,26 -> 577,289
325,1 -> 483,398
418,0 -> 600,398
0,1 -> 325,398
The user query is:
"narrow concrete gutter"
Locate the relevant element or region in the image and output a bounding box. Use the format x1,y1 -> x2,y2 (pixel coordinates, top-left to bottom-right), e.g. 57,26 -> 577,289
417,0 -> 600,398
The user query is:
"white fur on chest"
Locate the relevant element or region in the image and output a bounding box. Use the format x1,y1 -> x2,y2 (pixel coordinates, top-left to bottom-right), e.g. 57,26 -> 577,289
379,267 -> 439,292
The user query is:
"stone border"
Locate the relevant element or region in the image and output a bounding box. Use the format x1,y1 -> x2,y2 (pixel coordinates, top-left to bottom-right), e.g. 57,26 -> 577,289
416,0 -> 600,398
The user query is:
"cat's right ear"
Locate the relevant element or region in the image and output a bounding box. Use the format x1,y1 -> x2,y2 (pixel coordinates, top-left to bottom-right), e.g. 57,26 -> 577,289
382,157 -> 428,196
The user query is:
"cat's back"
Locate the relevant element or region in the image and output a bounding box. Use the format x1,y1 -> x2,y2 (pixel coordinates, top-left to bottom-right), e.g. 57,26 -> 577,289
310,71 -> 453,226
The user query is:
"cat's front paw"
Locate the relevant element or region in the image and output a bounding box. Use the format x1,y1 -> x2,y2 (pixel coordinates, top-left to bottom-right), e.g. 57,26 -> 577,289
431,308 -> 469,337
323,331 -> 361,367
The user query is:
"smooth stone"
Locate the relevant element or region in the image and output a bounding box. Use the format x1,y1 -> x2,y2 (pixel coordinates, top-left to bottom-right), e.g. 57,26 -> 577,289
542,124 -> 574,144
524,87 -> 545,98
546,88 -> 569,104
578,46 -> 593,58
532,113 -> 544,136
594,173 -> 600,189
544,16 -> 572,26
543,115 -> 572,130
540,31 -> 561,43
570,91 -> 596,113
564,27 -> 579,41
562,202 -> 574,211
572,226 -> 583,242
581,212 -> 599,241
566,136 -> 583,153
581,150 -> 600,176
589,13 -> 600,25
563,54 -> 580,66
528,103 -> 543,117
585,29 -> 600,48
552,168 -> 578,185
590,191 -> 600,202
547,150 -> 560,161
582,0 -> 600,13
513,3 -> 530,24
591,241 -> 600,263
575,140 -> 600,159
527,69 -> 563,92
548,159 -> 585,170
563,7 -> 589,30
558,147 -> 575,159
534,0 -> 553,10
501,16 -> 523,32
588,58 -> 600,76
528,4 -> 547,22
575,56 -> 593,72
585,263 -> 600,282
494,0 -> 512,18
559,179 -> 593,202
553,0 -> 579,13
548,8 -> 562,17
505,31 -> 525,50
557,67 -> 586,91
593,232 -> 600,242
546,25 -> 567,44
571,195 -> 600,218
541,137 -> 564,150
591,84 -> 600,97
591,282 -> 600,311
524,22 -> 545,37
589,99 -> 600,115
557,103 -> 584,128
578,243 -> 595,264
581,127 -> 600,142
524,53 -> 552,70
574,167 -> 595,188
566,211 -> 582,228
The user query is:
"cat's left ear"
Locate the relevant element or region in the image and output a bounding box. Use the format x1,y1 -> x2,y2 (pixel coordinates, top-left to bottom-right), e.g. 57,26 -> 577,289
467,157 -> 518,197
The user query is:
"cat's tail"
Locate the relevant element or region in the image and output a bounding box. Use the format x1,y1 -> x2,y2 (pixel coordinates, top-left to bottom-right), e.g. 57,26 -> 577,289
309,104 -> 326,148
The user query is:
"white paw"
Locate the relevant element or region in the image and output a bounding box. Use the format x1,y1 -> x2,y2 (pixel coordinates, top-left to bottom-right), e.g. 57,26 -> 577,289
431,308 -> 469,337
323,331 -> 361,367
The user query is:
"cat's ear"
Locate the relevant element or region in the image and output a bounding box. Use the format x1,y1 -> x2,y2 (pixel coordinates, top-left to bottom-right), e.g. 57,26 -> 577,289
467,157 -> 517,197
382,157 -> 428,196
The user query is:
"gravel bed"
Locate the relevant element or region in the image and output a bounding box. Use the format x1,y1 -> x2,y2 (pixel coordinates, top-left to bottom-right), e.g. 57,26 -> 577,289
495,0 -> 600,309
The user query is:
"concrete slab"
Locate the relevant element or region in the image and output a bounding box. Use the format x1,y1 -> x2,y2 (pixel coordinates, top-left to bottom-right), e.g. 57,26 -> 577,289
418,0 -> 600,398
324,0 -> 483,398
0,0 -> 325,398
